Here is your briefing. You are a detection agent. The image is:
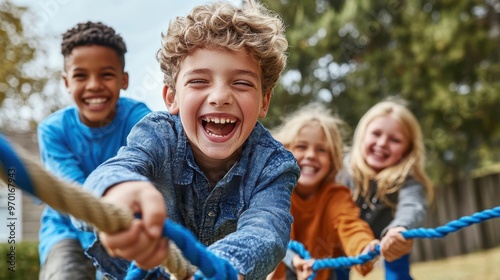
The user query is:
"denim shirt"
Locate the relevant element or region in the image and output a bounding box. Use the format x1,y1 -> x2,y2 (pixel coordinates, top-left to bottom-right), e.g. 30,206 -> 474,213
82,111 -> 300,279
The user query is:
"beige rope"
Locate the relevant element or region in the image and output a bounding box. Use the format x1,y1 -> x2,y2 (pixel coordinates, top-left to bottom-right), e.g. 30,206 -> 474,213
0,143 -> 197,279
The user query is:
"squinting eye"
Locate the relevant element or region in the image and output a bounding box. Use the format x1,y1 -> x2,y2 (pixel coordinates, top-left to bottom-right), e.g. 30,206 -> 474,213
234,80 -> 255,87
390,138 -> 402,143
188,79 -> 207,85
293,144 -> 307,150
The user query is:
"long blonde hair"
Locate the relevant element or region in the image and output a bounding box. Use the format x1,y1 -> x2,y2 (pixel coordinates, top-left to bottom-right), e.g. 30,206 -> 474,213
272,103 -> 346,183
348,100 -> 434,208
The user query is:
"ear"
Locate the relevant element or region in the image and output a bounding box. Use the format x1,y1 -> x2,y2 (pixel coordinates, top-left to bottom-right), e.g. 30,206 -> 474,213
258,90 -> 272,118
121,72 -> 129,90
62,72 -> 70,92
163,85 -> 179,114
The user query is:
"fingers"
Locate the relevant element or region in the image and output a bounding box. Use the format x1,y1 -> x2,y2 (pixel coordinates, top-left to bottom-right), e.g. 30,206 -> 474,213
102,181 -> 167,237
100,219 -> 142,254
133,238 -> 169,269
360,239 -> 380,256
380,228 -> 413,262
98,181 -> 169,269
296,259 -> 314,280
292,256 -> 315,280
139,186 -> 167,238
99,219 -> 169,269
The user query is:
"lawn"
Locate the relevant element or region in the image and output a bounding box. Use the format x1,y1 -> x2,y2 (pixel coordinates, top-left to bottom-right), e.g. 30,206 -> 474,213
350,246 -> 500,280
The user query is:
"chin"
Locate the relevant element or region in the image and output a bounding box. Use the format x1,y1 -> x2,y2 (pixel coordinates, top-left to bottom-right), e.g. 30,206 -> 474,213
205,150 -> 235,160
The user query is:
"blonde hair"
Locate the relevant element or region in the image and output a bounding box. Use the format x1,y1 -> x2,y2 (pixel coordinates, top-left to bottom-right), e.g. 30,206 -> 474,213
272,103 -> 345,182
157,0 -> 288,94
348,100 -> 434,208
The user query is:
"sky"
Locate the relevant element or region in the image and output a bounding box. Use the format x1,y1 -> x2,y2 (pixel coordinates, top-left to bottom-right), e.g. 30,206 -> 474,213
11,0 -> 242,112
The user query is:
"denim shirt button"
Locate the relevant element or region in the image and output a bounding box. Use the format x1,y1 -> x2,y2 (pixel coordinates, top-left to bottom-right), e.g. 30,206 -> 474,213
208,211 -> 216,217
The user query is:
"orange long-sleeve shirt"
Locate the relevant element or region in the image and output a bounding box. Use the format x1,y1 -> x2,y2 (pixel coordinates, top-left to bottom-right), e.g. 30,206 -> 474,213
271,183 -> 375,280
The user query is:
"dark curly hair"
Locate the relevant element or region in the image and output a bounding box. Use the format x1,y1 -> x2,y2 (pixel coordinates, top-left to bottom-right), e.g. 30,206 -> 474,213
61,21 -> 127,70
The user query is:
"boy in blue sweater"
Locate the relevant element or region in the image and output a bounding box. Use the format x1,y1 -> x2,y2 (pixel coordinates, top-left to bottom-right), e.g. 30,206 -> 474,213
37,21 -> 151,280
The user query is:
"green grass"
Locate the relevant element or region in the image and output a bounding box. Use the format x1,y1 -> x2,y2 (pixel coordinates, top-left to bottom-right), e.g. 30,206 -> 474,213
351,246 -> 500,280
0,242 -> 39,280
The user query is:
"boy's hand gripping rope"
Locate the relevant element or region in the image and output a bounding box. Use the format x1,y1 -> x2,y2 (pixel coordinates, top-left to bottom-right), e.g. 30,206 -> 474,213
289,206 -> 500,280
0,134 -> 238,280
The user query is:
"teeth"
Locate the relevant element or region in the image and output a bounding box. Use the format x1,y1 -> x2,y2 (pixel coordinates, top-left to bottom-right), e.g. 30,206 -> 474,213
373,150 -> 386,157
202,117 -> 236,124
85,97 -> 107,105
206,131 -> 225,138
301,166 -> 316,173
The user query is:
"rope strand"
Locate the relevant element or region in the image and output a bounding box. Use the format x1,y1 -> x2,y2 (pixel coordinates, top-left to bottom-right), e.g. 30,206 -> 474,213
289,206 -> 500,280
0,134 -> 239,279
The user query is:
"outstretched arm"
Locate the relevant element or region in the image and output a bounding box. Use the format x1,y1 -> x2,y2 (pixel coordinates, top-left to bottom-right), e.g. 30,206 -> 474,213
98,181 -> 168,269
380,179 -> 427,261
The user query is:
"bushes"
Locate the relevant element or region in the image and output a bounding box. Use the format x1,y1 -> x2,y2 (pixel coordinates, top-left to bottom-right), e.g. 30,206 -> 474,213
0,242 -> 39,280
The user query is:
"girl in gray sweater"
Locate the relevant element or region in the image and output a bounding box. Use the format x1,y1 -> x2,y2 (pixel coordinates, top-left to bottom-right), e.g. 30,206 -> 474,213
341,100 -> 434,280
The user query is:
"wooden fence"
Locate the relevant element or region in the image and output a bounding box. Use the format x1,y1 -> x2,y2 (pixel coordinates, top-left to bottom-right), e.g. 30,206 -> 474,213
410,172 -> 500,262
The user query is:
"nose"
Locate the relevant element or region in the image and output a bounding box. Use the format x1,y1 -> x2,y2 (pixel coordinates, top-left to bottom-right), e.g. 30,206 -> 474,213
305,147 -> 316,159
208,83 -> 233,107
86,75 -> 102,91
376,135 -> 388,146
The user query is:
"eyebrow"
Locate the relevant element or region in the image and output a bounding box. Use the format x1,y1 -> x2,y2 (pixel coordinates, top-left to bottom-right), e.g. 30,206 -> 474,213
71,66 -> 118,72
182,68 -> 259,80
182,68 -> 209,78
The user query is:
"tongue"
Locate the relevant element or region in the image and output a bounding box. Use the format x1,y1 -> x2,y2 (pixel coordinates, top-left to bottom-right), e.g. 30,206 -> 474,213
205,122 -> 235,136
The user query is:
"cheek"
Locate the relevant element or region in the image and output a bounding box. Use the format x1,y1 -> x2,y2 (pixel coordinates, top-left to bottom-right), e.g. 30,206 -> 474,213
394,145 -> 409,159
180,109 -> 195,125
291,150 -> 301,160
362,134 -> 372,146
362,139 -> 371,153
323,157 -> 332,171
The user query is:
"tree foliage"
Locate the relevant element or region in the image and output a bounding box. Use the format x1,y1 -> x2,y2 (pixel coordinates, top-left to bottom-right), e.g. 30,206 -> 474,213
262,0 -> 500,183
0,0 -> 62,132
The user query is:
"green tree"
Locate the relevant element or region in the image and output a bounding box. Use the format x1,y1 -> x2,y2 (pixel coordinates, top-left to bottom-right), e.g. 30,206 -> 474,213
0,0 -> 62,132
263,0 -> 500,183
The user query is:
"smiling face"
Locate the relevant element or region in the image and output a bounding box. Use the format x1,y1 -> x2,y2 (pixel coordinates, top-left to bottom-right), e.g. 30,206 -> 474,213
362,115 -> 410,173
289,124 -> 331,200
164,47 -> 270,167
63,45 -> 128,127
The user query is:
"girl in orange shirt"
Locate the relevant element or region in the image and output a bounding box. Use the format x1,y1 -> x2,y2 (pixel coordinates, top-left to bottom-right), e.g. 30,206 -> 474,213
268,103 -> 379,280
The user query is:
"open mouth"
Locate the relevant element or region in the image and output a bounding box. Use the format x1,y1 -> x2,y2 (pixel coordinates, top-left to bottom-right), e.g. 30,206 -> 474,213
300,165 -> 318,174
371,150 -> 388,160
201,116 -> 237,137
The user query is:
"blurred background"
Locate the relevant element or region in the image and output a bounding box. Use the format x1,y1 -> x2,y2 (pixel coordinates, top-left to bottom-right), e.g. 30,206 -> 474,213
1,0 -> 500,279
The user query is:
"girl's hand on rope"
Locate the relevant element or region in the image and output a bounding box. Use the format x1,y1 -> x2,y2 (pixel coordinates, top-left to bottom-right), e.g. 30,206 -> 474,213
292,254 -> 314,280
356,239 -> 380,275
379,226 -> 413,262
361,239 -> 380,254
99,181 -> 169,269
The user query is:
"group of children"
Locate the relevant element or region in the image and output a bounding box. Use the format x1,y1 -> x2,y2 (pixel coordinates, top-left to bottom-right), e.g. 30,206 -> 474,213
35,1 -> 434,280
